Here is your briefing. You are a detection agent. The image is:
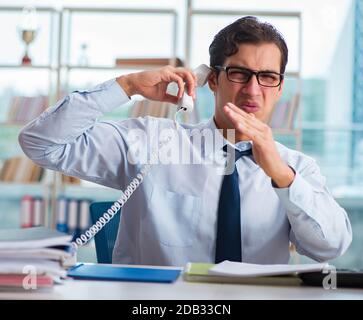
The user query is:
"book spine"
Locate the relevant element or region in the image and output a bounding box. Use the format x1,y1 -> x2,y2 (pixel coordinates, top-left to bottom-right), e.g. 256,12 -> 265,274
67,199 -> 79,238
78,199 -> 91,235
20,195 -> 33,228
56,197 -> 68,233
32,197 -> 44,227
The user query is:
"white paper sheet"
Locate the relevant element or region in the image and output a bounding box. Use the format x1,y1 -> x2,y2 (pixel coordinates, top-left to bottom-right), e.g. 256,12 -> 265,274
209,261 -> 329,277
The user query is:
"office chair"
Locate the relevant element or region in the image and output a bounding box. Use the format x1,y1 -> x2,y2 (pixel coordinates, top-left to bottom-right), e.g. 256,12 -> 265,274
89,202 -> 121,264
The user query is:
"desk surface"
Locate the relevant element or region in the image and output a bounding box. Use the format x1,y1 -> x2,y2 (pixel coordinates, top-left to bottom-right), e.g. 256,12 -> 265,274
0,264 -> 362,300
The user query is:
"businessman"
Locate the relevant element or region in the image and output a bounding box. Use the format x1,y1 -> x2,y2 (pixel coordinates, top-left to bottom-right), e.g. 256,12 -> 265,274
19,16 -> 352,266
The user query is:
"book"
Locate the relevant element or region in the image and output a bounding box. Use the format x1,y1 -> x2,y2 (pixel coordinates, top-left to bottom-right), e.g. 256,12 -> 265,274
0,227 -> 72,250
183,263 -> 306,286
115,57 -> 183,67
0,258 -> 67,278
0,157 -> 44,183
0,274 -> 54,288
6,95 -> 48,125
20,196 -> 47,228
61,174 -> 80,184
0,227 -> 74,282
55,197 -> 92,237
56,197 -> 68,233
269,101 -> 289,129
0,247 -> 72,261
2,157 -> 20,182
0,159 -> 10,181
32,197 -> 45,227
20,195 -> 33,228
67,199 -> 79,236
78,199 -> 90,234
269,93 -> 300,130
68,263 -> 181,283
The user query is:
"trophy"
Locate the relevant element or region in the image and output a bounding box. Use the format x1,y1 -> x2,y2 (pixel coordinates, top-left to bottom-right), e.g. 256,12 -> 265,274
19,6 -> 38,65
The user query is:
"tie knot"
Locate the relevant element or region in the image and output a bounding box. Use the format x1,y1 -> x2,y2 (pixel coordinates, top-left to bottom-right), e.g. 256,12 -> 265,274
223,145 -> 252,162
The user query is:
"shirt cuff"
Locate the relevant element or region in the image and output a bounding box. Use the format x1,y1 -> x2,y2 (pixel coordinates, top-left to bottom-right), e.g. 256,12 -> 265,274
273,170 -> 315,216
90,78 -> 131,113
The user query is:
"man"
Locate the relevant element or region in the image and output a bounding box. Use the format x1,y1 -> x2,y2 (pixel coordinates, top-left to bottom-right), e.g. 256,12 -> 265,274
19,16 -> 352,266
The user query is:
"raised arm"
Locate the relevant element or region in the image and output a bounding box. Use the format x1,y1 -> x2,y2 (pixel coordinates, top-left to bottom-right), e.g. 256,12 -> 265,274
19,66 -> 197,189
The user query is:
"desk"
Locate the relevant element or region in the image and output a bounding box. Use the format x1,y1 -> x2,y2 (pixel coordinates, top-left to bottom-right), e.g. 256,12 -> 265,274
0,265 -> 362,300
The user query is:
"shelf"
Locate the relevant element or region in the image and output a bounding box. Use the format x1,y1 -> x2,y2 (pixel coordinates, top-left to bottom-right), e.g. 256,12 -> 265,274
0,6 -> 55,12
332,185 -> 363,210
0,122 -> 26,127
301,122 -> 363,132
63,7 -> 176,15
273,128 -> 301,135
62,65 -> 301,76
0,182 -> 48,200
62,64 -> 161,71
0,64 -> 56,70
0,4 -> 180,227
285,71 -> 300,78
191,9 -> 301,18
58,183 -> 122,201
336,197 -> 363,211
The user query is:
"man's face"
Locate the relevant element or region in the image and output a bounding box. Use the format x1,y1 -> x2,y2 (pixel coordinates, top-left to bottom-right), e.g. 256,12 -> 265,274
209,42 -> 284,130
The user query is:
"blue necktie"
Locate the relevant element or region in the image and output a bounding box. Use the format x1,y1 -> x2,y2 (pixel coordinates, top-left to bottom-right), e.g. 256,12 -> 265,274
215,145 -> 252,263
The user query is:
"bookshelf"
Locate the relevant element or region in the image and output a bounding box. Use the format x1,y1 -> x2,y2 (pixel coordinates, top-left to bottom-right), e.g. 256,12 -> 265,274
0,6 -> 60,230
0,5 -> 180,233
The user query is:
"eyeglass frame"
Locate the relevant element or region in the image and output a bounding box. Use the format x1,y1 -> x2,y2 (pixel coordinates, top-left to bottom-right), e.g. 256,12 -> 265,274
213,65 -> 284,88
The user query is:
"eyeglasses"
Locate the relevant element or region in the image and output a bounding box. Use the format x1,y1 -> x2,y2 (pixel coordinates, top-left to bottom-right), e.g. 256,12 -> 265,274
214,65 -> 284,88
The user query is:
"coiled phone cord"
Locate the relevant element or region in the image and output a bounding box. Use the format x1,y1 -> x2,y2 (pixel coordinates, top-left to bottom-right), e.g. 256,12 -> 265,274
71,112 -> 181,250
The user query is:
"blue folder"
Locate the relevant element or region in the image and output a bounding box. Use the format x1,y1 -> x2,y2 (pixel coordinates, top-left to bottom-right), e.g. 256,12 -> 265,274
67,263 -> 181,283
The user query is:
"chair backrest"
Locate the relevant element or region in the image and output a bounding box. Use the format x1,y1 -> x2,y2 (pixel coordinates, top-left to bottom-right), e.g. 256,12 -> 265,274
89,202 -> 121,264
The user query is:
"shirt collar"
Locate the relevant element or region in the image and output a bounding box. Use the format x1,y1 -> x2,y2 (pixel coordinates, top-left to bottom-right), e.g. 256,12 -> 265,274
205,117 -> 252,151
199,117 -> 258,169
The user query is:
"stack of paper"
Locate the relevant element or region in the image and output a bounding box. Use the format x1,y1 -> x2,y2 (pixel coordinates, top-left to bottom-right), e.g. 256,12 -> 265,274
0,227 -> 73,289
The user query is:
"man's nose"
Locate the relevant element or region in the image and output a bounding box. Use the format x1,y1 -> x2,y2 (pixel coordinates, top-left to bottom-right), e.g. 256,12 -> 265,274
241,74 -> 261,96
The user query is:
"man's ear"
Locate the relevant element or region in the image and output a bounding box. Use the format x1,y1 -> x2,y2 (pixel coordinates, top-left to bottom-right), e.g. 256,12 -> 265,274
277,78 -> 284,99
208,71 -> 218,93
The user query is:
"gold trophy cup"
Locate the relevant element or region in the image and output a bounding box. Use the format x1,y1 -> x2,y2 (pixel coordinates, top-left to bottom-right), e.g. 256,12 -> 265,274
21,29 -> 36,65
19,6 -> 38,65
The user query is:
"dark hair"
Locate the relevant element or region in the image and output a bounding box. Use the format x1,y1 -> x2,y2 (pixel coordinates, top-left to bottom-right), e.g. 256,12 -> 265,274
209,16 -> 288,74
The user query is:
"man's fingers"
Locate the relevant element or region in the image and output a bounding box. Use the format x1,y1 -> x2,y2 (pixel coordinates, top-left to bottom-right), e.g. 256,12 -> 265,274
223,105 -> 264,143
166,72 -> 185,99
223,105 -> 252,131
163,93 -> 179,104
158,66 -> 197,99
226,102 -> 265,131
223,105 -> 246,133
176,68 -> 196,99
236,121 -> 264,145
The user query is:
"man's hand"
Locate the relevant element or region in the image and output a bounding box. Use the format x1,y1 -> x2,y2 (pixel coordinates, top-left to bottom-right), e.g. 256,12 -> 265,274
116,65 -> 197,104
223,102 -> 295,188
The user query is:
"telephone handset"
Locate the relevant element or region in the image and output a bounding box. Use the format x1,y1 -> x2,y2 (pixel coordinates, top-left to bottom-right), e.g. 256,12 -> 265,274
177,64 -> 211,113
69,64 -> 211,263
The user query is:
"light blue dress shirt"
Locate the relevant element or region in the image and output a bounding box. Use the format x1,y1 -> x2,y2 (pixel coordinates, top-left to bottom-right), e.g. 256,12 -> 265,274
18,78 -> 352,266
